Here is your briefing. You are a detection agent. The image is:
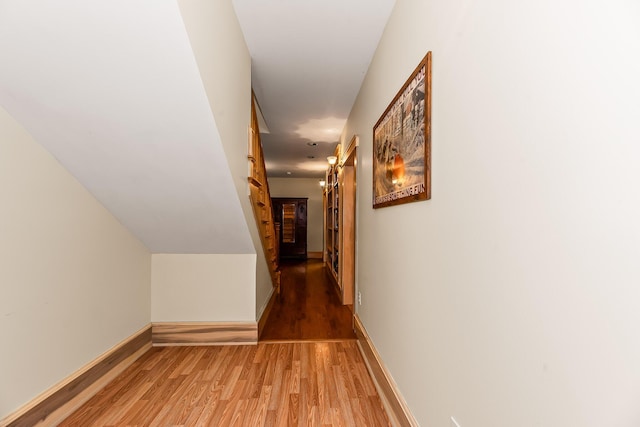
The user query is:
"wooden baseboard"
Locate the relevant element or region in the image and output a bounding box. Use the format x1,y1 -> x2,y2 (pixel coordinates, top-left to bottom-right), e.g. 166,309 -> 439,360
1,325 -> 152,427
353,314 -> 418,427
151,322 -> 257,346
257,289 -> 278,339
307,251 -> 323,259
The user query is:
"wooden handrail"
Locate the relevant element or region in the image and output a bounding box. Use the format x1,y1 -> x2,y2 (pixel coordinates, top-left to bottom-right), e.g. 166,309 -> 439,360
248,92 -> 280,293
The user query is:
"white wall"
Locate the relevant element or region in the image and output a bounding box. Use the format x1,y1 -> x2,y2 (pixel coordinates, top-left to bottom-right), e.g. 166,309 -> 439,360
0,0 -> 255,256
151,254 -> 255,322
345,0 -> 640,426
268,178 -> 324,253
178,0 -> 272,320
0,107 -> 151,420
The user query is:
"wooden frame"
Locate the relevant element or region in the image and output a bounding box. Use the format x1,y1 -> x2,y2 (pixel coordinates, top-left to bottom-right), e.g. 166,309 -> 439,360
340,136 -> 357,306
373,52 -> 432,209
322,137 -> 357,306
248,91 -> 280,293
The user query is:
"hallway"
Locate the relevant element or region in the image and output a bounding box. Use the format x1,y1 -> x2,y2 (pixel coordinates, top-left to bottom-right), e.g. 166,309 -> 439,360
57,261 -> 385,426
260,259 -> 356,341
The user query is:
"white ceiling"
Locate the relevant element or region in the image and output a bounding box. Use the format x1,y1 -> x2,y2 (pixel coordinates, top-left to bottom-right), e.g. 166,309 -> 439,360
0,0 -> 395,254
233,0 -> 396,178
0,0 -> 254,254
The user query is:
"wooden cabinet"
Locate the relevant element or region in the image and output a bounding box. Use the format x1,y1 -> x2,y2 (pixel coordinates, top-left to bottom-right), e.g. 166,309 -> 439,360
272,198 -> 308,260
323,139 -> 356,305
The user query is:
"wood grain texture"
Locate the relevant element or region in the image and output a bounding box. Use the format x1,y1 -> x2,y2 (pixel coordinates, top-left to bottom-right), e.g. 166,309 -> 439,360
152,322 -> 257,346
2,326 -> 152,427
340,141 -> 357,306
322,138 -> 357,306
260,259 -> 356,341
354,315 -> 418,427
248,93 -> 280,294
60,341 -> 390,426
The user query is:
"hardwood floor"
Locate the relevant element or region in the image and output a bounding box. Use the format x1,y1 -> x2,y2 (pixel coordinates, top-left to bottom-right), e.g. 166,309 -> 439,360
260,259 -> 356,341
60,342 -> 390,426
60,261 -> 378,425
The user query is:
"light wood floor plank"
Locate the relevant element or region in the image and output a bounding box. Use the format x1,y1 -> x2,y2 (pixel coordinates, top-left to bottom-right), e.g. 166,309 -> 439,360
60,341 -> 390,426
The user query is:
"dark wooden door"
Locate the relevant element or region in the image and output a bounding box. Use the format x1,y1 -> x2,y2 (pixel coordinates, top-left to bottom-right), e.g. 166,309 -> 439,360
272,198 -> 307,260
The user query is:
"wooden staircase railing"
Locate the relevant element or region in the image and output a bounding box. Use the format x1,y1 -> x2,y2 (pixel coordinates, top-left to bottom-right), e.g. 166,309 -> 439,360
248,93 -> 280,294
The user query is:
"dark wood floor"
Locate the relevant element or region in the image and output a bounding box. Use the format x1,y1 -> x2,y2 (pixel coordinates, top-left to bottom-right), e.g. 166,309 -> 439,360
60,342 -> 390,426
260,259 -> 356,341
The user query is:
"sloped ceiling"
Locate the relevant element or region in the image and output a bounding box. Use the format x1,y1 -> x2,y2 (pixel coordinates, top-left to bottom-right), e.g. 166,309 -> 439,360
0,0 -> 254,254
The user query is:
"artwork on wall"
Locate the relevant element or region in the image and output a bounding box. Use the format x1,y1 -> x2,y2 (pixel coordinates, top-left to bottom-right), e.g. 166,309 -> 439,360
372,51 -> 431,209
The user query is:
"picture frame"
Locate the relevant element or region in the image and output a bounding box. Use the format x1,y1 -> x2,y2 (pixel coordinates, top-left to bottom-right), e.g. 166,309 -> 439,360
373,51 -> 431,209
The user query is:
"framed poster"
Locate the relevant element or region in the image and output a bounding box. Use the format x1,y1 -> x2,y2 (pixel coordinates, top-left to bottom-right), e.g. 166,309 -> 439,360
373,51 -> 431,209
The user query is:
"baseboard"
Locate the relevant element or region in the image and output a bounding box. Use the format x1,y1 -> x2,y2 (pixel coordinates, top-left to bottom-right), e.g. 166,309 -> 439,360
1,325 -> 152,427
307,251 -> 323,259
353,314 -> 418,427
151,322 -> 257,346
257,288 -> 277,339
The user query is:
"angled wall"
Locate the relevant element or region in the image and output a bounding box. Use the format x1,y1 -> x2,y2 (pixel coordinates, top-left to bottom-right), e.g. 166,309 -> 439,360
344,0 -> 640,425
0,0 -> 254,256
178,0 -> 272,320
0,107 -> 151,420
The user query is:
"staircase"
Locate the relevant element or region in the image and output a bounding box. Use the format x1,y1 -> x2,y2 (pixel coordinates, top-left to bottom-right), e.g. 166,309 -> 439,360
247,93 -> 281,293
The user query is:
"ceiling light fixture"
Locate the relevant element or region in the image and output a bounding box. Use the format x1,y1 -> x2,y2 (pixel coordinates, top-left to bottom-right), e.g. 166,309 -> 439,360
327,156 -> 337,165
